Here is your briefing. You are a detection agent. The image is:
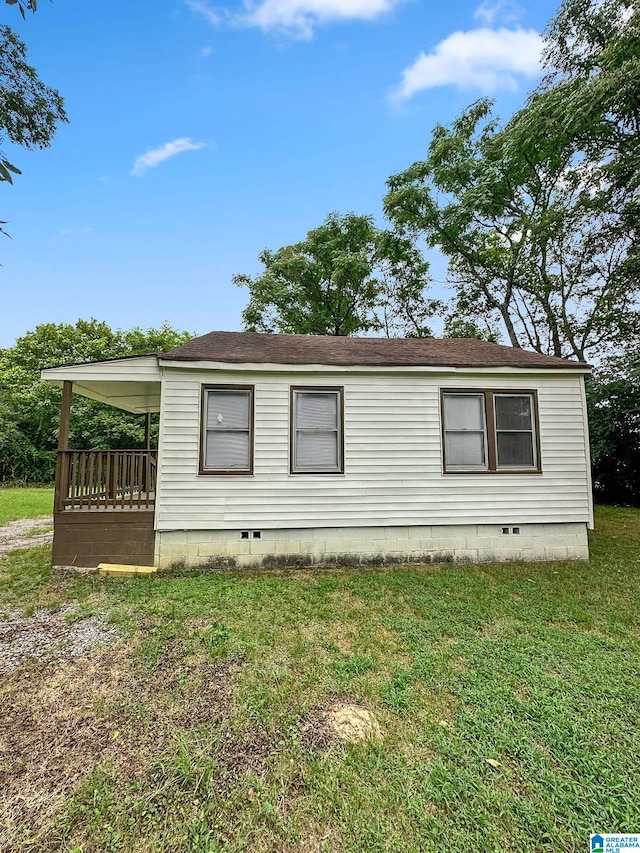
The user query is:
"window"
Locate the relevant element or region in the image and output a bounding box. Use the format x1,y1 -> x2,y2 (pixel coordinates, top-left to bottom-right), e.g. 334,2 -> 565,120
291,387 -> 343,474
442,393 -> 488,471
494,394 -> 536,468
200,386 -> 253,474
441,390 -> 540,473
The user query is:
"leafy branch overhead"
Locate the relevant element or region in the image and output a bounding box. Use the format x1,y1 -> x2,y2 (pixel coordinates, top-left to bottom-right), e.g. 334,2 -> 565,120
235,212 -> 438,338
1,4 -> 67,237
4,0 -> 39,19
0,24 -> 67,175
384,0 -> 639,362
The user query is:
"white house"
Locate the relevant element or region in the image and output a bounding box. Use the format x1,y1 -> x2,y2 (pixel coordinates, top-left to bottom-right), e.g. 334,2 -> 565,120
42,331 -> 593,569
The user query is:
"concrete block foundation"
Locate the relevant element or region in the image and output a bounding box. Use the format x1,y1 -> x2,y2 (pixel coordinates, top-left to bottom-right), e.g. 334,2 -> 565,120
155,522 -> 589,569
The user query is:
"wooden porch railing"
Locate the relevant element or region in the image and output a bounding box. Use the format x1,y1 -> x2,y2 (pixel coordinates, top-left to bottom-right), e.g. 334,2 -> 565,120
55,450 -> 157,512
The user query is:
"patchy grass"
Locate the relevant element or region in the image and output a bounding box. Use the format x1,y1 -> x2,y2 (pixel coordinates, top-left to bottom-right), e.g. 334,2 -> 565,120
0,487 -> 54,526
1,506 -> 639,852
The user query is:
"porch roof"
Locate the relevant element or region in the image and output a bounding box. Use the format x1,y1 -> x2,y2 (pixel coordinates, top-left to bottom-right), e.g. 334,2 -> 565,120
40,355 -> 161,414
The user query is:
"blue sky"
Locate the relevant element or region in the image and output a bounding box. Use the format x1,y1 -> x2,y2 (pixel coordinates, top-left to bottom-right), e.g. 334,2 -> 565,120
1,0 -> 559,347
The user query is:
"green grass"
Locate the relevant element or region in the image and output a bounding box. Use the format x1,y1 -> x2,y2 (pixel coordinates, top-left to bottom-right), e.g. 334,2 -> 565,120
1,506 -> 639,852
0,486 -> 54,525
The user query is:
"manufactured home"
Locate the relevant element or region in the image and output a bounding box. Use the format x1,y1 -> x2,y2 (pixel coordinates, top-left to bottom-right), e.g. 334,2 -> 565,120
41,331 -> 593,569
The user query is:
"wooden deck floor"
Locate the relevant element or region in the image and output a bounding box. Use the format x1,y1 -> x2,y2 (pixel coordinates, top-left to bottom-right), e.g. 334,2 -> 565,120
59,492 -> 156,512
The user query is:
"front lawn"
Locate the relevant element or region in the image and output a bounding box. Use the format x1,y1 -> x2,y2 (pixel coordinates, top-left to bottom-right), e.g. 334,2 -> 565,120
1,506 -> 639,852
0,486 -> 54,525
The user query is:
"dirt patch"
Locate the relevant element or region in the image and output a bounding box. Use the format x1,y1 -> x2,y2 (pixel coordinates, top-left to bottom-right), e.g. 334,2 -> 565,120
0,634 -> 259,849
0,643 -> 133,848
297,824 -> 341,852
302,701 -> 383,749
151,640 -> 245,727
0,516 -> 53,556
0,606 -> 117,675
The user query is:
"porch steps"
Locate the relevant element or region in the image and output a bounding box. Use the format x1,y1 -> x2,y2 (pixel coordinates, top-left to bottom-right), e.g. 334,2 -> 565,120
98,563 -> 157,577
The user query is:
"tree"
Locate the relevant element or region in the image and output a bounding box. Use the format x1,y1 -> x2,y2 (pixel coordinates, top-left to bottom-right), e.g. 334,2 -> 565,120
384,97 -> 638,362
535,0 -> 639,213
384,0 -> 639,362
587,360 -> 640,506
0,320 -> 193,483
0,24 -> 67,181
234,212 -> 437,337
1,4 -> 68,236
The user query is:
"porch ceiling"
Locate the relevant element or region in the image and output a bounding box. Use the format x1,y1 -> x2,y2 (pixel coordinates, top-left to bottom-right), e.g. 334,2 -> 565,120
41,355 -> 161,414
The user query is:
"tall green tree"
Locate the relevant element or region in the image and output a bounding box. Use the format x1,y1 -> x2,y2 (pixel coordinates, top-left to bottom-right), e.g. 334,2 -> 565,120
0,320 -> 193,483
384,0 -> 639,362
235,212 -> 437,337
384,98 -> 638,361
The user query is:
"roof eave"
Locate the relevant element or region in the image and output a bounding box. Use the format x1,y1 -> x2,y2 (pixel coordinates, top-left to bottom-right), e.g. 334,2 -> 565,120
158,358 -> 591,374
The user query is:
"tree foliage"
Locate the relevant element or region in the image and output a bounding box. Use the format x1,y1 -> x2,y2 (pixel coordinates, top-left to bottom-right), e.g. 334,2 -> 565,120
235,212 -> 437,338
0,320 -> 193,483
384,97 -> 637,362
383,0 -> 639,362
587,361 -> 640,506
1,6 -> 68,236
0,25 -> 66,158
537,0 -> 639,209
4,0 -> 40,19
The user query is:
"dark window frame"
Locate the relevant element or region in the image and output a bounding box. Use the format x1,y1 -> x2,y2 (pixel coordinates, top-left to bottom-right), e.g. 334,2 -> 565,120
199,384 -> 255,476
290,386 -> 345,475
440,388 -> 542,475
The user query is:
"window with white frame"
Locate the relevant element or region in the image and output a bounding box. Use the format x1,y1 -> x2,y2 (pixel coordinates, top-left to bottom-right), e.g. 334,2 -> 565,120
291,388 -> 343,474
201,386 -> 253,474
442,390 -> 539,473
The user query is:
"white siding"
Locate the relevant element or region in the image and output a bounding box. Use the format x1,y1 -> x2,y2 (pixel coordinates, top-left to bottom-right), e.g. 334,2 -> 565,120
155,367 -> 591,531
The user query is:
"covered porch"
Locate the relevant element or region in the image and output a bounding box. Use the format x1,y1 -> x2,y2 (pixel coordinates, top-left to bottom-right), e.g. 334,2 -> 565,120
41,356 -> 162,567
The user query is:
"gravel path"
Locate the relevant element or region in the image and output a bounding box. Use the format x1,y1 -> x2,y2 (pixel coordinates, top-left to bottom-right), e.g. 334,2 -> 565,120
0,606 -> 118,674
0,517 -> 117,674
0,516 -> 53,556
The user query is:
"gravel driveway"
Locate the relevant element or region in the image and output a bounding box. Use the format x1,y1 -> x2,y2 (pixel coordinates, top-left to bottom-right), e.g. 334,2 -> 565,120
0,516 -> 53,556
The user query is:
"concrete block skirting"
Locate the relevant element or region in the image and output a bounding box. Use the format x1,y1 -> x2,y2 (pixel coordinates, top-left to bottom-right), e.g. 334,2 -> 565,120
155,522 -> 590,569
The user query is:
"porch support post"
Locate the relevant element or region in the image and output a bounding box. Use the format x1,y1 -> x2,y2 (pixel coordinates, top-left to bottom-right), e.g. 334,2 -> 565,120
142,412 -> 153,494
55,380 -> 73,513
58,380 -> 73,451
144,412 -> 152,450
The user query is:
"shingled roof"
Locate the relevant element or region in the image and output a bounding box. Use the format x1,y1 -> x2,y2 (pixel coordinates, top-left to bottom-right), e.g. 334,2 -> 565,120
162,331 -> 589,370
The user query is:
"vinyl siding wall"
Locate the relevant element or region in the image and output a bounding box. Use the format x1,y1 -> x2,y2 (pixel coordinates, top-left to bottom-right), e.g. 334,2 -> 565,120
155,367 -> 591,532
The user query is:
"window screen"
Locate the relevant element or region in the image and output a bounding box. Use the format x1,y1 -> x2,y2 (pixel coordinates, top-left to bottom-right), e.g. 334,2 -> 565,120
495,394 -> 536,468
292,389 -> 342,473
202,388 -> 252,472
441,389 -> 540,473
443,393 -> 488,470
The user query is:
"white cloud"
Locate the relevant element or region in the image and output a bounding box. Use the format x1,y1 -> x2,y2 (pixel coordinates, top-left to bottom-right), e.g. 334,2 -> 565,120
393,26 -> 542,100
241,0 -> 401,38
200,45 -> 214,56
184,0 -> 221,26
473,0 -> 522,26
131,138 -> 208,177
